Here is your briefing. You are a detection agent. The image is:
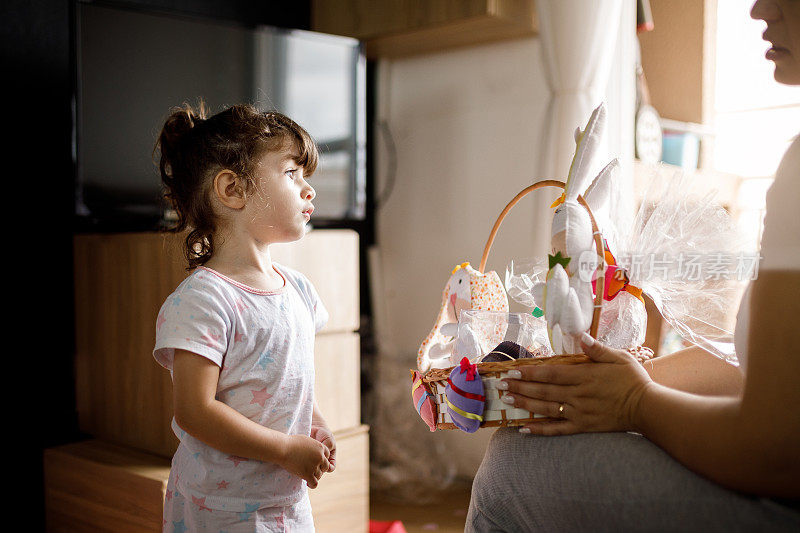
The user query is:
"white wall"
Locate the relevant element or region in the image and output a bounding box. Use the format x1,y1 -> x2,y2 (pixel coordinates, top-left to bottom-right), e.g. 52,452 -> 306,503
372,3 -> 636,479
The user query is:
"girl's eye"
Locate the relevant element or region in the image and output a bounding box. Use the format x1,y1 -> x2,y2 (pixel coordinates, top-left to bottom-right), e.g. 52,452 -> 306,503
285,169 -> 297,178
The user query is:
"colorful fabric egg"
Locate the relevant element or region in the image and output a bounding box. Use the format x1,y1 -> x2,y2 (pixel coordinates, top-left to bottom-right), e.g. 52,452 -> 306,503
410,371 -> 437,432
445,357 -> 486,433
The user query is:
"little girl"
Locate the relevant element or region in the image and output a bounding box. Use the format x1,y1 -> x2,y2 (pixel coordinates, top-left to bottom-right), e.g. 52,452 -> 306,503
153,103 -> 334,532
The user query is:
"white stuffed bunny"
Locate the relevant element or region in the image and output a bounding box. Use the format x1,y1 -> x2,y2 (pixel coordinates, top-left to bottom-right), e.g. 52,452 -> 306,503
531,103 -> 646,354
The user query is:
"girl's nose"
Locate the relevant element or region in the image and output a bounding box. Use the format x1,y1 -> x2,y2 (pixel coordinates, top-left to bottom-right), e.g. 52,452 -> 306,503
303,182 -> 316,201
751,0 -> 780,22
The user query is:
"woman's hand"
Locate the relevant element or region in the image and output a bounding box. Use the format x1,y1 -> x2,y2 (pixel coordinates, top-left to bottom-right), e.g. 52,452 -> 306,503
500,333 -> 653,435
281,434 -> 332,489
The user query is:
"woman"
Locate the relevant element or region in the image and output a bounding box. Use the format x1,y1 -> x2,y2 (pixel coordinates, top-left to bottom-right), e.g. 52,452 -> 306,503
467,1 -> 800,530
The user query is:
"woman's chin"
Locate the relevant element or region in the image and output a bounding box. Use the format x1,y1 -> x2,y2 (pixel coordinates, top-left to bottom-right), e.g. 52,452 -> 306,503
771,61 -> 800,85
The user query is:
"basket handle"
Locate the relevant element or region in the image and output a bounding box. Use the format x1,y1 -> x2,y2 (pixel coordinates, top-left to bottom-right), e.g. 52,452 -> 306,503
477,179 -> 606,338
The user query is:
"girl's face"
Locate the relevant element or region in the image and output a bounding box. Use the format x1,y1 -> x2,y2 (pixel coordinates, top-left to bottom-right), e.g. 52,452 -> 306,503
241,145 -> 316,245
751,0 -> 800,85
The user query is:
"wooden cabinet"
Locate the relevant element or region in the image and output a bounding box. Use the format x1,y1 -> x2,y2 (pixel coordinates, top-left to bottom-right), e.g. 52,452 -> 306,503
53,229 -> 367,531
72,229 -> 361,457
73,232 -> 185,457
44,440 -> 170,532
312,0 -> 537,58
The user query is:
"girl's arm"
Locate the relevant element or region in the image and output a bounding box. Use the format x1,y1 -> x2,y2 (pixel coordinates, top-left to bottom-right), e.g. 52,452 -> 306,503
646,345 -> 743,396
172,349 -> 331,488
504,271 -> 800,498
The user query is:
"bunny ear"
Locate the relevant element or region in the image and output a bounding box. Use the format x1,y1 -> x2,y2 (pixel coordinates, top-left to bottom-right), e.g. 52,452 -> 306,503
584,158 -> 619,216
564,103 -> 607,201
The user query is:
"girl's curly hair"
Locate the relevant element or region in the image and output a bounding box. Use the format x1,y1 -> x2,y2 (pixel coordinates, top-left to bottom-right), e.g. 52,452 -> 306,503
154,102 -> 318,270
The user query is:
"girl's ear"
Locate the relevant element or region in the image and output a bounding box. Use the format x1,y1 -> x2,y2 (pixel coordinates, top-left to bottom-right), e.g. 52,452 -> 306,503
212,169 -> 247,209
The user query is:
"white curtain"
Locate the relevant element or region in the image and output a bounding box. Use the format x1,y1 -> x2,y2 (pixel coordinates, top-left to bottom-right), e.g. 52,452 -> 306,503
533,0 -> 626,248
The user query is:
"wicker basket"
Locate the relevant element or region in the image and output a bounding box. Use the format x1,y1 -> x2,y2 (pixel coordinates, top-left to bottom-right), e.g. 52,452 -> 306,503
414,180 -> 610,430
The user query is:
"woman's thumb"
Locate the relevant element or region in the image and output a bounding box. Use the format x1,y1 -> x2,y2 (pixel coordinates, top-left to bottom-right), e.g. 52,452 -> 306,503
580,332 -> 621,363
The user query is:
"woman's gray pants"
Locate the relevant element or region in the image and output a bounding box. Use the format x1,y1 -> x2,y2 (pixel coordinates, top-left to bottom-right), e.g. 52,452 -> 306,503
466,429 -> 800,532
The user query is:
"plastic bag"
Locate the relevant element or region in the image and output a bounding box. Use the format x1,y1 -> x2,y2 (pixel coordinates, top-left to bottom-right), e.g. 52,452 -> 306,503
505,258 -> 548,309
453,309 -> 552,361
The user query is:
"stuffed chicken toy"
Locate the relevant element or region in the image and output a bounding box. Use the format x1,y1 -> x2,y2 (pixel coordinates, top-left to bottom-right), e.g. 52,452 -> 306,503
417,262 -> 508,374
531,103 -> 647,354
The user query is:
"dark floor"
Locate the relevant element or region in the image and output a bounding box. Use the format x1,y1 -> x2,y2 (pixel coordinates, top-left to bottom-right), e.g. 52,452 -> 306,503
370,486 -> 472,533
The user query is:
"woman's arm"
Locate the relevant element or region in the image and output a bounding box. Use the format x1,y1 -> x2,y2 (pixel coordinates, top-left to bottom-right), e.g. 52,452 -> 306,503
635,271 -> 800,497
503,271 -> 800,498
646,345 -> 743,397
172,349 -> 331,488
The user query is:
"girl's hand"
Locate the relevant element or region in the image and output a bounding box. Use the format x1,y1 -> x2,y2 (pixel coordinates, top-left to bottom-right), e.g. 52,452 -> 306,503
282,434 -> 331,489
501,333 -> 653,435
310,425 -> 337,472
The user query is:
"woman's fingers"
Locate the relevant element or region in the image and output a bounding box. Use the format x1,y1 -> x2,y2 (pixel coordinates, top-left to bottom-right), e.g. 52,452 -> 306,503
580,332 -> 628,364
520,420 -> 579,436
512,363 -> 583,385
503,394 -> 566,419
503,380 -> 571,403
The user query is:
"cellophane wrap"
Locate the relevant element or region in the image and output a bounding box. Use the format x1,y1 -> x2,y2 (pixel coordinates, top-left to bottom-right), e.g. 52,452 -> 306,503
617,165 -> 753,364
505,165 -> 753,363
506,259 -> 648,350
505,258 -> 548,309
453,309 -> 552,361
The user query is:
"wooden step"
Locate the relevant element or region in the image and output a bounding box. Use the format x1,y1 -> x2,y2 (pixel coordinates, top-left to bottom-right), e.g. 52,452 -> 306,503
45,427 -> 369,532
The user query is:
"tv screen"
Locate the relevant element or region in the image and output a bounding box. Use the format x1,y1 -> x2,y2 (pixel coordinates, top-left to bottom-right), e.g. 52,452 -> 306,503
76,2 -> 365,230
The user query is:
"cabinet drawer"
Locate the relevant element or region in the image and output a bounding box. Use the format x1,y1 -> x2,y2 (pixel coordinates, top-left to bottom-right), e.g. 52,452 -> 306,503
315,332 -> 361,432
271,229 -> 360,333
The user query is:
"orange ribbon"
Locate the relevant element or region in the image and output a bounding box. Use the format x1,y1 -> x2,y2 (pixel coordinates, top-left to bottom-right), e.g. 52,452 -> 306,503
603,248 -> 645,304
550,193 -> 566,209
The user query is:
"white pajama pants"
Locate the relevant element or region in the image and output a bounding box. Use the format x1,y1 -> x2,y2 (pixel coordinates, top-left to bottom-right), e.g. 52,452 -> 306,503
163,481 -> 314,533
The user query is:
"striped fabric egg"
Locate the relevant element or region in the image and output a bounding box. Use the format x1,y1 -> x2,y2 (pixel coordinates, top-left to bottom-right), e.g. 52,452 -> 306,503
410,371 -> 437,431
445,358 -> 485,433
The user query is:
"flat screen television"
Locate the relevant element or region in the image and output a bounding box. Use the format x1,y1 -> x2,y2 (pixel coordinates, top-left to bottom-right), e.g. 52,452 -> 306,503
75,2 -> 366,231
